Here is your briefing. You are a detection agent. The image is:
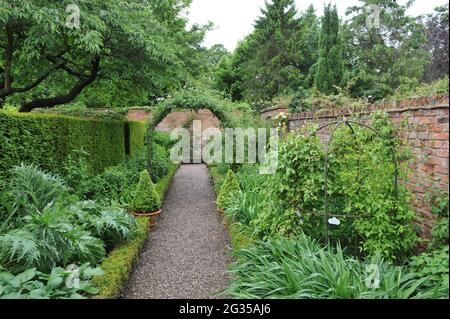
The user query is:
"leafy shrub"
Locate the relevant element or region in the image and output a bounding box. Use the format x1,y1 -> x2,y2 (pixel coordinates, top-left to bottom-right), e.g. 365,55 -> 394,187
9,164 -> 70,213
217,170 -> 241,210
409,246 -> 449,294
151,143 -> 170,182
0,264 -> 103,299
83,144 -> 169,206
0,166 -> 138,274
58,148 -> 92,194
153,131 -> 178,150
131,170 -> 161,213
407,191 -> 449,294
226,234 -> 447,299
0,203 -> 106,273
88,209 -> 138,249
268,114 -> 418,261
427,191 -> 449,249
69,201 -> 138,249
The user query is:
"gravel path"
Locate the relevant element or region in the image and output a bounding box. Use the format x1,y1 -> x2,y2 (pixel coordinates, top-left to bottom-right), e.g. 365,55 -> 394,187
122,164 -> 232,299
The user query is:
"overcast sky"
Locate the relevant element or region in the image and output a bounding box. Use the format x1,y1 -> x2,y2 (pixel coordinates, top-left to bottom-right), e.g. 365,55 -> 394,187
187,0 -> 448,51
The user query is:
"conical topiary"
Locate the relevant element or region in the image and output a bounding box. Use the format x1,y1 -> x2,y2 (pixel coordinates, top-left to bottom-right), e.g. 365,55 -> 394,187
217,170 -> 241,210
131,170 -> 161,213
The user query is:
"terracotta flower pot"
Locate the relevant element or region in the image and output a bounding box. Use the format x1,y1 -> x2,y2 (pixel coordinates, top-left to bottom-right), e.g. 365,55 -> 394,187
133,209 -> 162,229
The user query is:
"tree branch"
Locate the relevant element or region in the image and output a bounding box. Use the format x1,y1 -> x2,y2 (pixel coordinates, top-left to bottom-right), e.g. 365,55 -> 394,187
0,62 -> 66,99
19,57 -> 101,112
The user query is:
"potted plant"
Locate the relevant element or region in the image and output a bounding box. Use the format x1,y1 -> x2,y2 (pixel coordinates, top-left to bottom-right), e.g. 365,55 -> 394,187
131,170 -> 161,228
217,170 -> 241,213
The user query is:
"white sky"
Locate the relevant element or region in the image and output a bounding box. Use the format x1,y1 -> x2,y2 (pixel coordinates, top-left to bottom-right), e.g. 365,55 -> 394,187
187,0 -> 448,51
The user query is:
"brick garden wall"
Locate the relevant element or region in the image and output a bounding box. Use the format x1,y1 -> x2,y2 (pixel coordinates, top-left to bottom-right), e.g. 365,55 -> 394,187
270,94 -> 449,237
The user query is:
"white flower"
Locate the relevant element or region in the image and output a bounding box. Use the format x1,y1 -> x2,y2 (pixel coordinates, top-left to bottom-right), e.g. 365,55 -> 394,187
295,210 -> 302,218
328,217 -> 341,226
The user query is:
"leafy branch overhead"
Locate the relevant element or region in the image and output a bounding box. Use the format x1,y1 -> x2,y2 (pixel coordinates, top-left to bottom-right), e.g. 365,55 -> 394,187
0,0 -> 208,111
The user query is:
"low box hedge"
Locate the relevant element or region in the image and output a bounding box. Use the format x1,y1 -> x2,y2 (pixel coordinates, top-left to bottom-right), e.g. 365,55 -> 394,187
91,217 -> 150,299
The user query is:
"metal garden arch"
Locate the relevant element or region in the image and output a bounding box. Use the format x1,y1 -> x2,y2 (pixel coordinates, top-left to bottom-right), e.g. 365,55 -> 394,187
311,118 -> 400,243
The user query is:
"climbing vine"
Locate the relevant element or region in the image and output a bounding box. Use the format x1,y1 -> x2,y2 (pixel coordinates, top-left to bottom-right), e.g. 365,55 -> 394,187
146,88 -> 234,171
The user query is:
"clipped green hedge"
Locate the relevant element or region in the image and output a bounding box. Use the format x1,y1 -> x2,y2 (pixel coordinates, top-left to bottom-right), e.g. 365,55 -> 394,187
91,217 -> 150,299
128,121 -> 147,156
0,111 -> 147,180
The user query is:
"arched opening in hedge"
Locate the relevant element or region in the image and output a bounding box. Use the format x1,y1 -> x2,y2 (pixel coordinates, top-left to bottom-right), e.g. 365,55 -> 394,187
146,91 -> 233,172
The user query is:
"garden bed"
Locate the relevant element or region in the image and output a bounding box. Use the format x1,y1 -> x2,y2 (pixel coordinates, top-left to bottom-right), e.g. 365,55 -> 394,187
91,163 -> 179,299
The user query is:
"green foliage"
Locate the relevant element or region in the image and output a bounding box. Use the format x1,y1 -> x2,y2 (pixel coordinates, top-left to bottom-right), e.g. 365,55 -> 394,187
150,144 -> 170,183
131,170 -> 161,213
220,114 -> 418,262
83,144 -> 170,208
128,121 -> 148,157
0,264 -> 103,299
91,217 -> 149,299
226,234 -> 447,299
154,163 -> 179,201
0,0 -> 210,110
315,4 -> 344,94
153,131 -> 178,150
214,2 -> 320,102
407,191 -> 449,294
391,77 -> 449,101
344,0 -> 429,100
58,149 -> 92,194
217,170 -> 241,210
0,165 -> 138,276
428,191 -> 449,248
70,202 -> 138,250
9,164 -> 70,213
409,246 -> 449,295
0,111 -> 127,177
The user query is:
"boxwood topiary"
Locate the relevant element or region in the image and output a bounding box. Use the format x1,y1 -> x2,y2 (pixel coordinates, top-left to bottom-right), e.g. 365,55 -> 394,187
217,170 -> 241,210
131,170 -> 161,213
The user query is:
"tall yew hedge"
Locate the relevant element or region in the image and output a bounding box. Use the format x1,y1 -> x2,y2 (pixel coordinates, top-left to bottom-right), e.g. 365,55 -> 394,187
0,112 -> 147,180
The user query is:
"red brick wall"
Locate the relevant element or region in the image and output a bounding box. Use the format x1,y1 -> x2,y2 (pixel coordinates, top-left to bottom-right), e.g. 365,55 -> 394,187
286,94 -> 449,237
261,107 -> 288,120
126,108 -> 220,132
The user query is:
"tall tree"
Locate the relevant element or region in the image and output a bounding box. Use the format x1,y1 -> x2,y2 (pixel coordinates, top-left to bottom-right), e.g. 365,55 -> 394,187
214,1 -> 320,104
345,0 -> 428,100
315,4 -> 344,95
0,0 -> 208,111
421,4 -> 449,83
297,5 -> 320,88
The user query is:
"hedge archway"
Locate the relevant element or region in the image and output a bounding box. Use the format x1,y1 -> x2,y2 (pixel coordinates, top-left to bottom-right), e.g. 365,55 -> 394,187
146,90 -> 233,172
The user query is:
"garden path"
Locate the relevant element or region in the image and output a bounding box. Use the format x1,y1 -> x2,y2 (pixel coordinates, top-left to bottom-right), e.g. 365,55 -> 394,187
122,164 -> 232,299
